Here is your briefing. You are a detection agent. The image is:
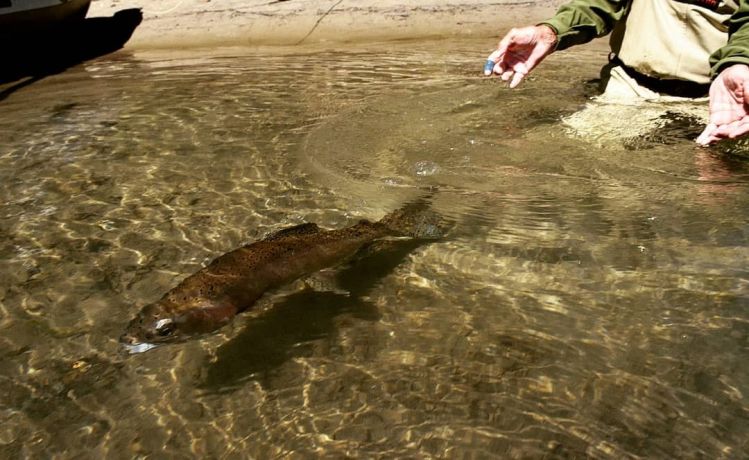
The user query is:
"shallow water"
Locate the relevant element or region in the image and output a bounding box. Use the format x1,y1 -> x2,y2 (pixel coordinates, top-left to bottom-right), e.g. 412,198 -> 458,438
0,40 -> 748,459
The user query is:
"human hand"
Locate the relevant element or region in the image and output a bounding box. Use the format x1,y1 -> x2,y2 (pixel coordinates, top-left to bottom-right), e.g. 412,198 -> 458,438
696,64 -> 749,146
483,25 -> 557,88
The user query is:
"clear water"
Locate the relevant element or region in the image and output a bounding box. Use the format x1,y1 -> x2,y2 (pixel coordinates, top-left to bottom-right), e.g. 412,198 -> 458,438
0,40 -> 747,458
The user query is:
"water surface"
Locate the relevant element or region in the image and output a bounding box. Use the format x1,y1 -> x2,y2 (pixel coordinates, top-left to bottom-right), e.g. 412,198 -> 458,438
0,40 -> 747,458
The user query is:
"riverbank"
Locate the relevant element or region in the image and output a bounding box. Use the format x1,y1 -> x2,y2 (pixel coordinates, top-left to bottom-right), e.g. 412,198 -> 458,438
89,0 -> 563,48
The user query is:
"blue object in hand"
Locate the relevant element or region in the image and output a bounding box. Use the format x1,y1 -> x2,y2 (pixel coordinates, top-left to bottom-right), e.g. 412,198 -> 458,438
483,60 -> 495,75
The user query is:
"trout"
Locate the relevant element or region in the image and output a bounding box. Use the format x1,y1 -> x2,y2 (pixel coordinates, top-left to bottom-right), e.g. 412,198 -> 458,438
120,200 -> 444,353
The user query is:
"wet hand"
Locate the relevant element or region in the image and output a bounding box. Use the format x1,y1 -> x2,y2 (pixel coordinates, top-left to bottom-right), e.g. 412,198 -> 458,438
696,64 -> 749,146
484,25 -> 557,88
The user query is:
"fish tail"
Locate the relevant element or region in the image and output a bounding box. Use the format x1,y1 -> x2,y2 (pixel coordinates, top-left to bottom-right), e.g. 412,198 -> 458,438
378,197 -> 449,239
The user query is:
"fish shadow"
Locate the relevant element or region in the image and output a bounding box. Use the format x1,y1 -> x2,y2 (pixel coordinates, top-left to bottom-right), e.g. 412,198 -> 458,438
199,239 -> 426,392
0,8 -> 142,100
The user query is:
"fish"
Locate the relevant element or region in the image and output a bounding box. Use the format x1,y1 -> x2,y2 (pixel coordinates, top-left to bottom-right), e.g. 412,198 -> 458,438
120,199 -> 446,353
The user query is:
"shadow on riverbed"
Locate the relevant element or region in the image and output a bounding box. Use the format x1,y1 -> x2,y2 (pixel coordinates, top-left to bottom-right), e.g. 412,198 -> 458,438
200,239 -> 426,392
0,8 -> 142,101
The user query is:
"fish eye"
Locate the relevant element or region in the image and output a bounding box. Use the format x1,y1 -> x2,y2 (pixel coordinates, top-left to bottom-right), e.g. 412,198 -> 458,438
154,318 -> 175,337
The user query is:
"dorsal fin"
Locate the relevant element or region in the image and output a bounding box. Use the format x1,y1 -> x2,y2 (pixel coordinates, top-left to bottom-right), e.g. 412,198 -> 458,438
264,223 -> 321,241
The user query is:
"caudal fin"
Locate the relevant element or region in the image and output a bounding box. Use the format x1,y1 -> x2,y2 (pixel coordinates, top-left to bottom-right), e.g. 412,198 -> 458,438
378,198 -> 450,239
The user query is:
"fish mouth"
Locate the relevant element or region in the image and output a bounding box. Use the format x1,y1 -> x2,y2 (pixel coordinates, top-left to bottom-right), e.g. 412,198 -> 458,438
122,342 -> 160,354
120,332 -> 160,354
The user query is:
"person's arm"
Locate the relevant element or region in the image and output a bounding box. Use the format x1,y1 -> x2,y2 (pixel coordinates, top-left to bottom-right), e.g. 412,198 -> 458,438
540,0 -> 630,51
485,0 -> 629,87
709,1 -> 749,77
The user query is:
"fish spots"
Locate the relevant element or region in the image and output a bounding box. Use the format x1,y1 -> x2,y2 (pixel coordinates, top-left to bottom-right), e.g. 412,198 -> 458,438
121,199 -> 443,351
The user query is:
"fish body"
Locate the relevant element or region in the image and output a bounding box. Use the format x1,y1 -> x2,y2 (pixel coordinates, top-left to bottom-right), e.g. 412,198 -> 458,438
121,200 -> 444,351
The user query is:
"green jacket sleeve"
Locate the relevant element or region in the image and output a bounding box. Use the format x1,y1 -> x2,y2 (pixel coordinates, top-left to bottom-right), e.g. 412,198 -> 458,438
539,0 -> 631,51
710,1 -> 749,78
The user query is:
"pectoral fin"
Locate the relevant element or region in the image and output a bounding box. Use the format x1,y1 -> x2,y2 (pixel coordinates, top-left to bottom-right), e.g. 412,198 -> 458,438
302,269 -> 350,296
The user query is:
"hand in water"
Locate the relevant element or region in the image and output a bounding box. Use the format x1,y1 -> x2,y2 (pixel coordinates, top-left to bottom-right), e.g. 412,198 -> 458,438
697,64 -> 749,146
484,25 -> 557,88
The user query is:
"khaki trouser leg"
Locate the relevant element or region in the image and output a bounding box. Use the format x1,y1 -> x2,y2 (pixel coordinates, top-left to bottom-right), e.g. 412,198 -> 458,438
562,65 -> 708,146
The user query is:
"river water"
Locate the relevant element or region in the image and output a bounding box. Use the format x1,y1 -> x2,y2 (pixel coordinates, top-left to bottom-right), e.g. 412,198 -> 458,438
0,40 -> 747,459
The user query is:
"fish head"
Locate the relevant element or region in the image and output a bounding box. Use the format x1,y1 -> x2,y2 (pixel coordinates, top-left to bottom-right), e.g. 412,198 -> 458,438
120,298 -> 237,353
120,303 -> 184,352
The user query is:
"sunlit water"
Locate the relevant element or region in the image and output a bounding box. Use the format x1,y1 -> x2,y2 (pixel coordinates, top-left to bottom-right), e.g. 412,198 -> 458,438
1,40 -> 747,459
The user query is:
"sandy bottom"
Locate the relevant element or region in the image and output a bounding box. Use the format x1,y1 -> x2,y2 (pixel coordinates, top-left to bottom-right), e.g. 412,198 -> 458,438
1,40 -> 747,458
88,0 -> 563,48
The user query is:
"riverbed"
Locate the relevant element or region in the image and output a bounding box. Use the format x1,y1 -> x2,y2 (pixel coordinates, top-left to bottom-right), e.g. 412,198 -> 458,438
0,39 -> 747,458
